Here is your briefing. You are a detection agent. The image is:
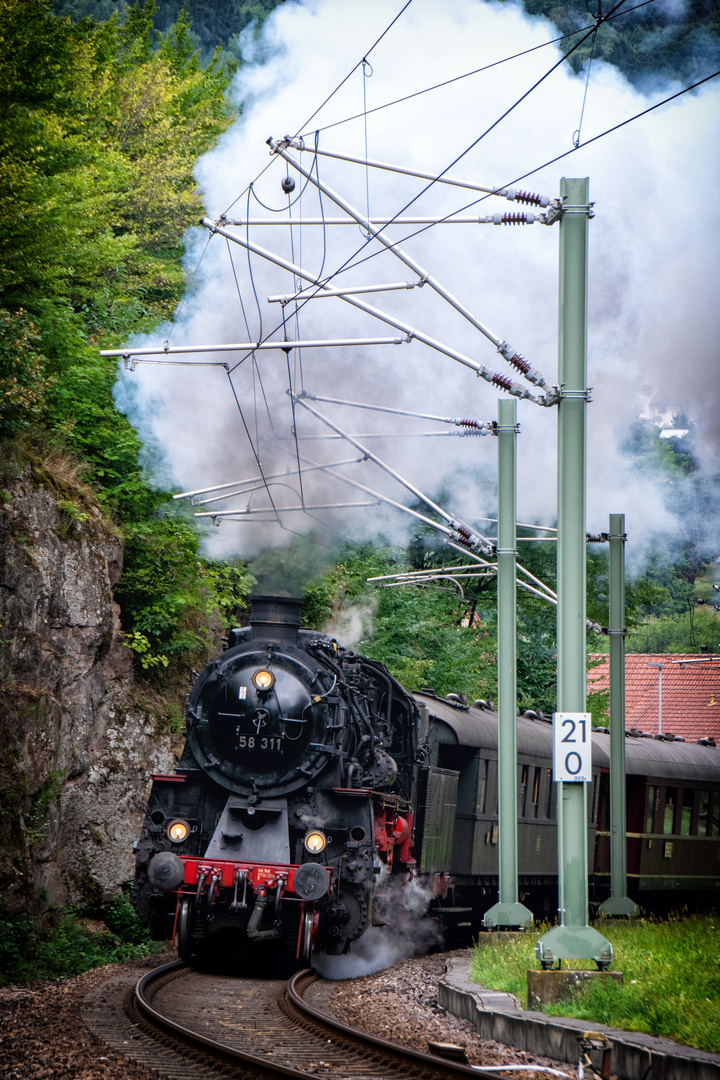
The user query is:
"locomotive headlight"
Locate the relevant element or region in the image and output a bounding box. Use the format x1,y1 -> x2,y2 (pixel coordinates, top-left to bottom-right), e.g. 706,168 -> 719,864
252,668 -> 275,692
304,830 -> 327,855
167,819 -> 189,844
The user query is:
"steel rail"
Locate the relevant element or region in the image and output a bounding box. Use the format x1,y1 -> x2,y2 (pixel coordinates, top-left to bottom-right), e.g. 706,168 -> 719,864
284,969 -> 509,1078
131,960 -> 511,1079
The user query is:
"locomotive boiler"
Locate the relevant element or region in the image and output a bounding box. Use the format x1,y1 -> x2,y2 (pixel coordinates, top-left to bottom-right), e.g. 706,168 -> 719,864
133,595 -> 426,964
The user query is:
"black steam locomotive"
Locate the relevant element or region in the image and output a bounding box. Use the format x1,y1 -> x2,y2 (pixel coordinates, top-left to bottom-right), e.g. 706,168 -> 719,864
133,596 -> 720,963
133,596 -> 424,963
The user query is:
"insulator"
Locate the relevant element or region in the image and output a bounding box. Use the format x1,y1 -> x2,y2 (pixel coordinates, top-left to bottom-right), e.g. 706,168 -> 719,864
492,373 -> 513,392
453,533 -> 472,549
501,213 -> 528,225
460,418 -> 481,429
507,353 -> 530,375
514,190 -> 543,206
456,525 -> 471,540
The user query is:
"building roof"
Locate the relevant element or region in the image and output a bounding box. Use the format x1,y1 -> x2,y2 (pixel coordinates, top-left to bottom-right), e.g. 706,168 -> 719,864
588,654 -> 720,743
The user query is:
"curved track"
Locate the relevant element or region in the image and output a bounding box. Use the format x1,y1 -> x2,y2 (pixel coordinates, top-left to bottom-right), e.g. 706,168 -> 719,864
112,959 -> 511,1079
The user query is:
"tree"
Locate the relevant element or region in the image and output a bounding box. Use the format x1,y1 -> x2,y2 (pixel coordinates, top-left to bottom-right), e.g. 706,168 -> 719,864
0,0 -> 244,682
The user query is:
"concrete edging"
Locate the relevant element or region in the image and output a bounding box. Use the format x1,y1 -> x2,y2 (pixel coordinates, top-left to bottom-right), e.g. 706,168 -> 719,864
439,958 -> 720,1080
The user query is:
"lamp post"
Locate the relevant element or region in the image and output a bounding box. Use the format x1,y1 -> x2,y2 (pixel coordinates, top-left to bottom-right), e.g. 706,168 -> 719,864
647,662 -> 664,735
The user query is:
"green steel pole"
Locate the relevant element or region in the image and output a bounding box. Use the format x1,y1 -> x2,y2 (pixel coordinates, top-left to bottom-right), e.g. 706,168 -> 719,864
599,514 -> 638,916
535,177 -> 612,967
483,399 -> 532,929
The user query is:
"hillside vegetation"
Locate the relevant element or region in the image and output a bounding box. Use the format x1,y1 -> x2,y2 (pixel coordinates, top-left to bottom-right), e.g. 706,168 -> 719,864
0,0 -> 253,686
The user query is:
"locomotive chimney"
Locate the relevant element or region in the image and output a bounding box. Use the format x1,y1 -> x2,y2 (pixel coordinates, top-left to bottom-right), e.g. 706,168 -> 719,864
249,595 -> 303,643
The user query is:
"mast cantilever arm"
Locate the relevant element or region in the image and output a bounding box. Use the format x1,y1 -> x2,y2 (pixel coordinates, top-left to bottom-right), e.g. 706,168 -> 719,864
282,140 -> 550,204
292,395 -> 494,555
201,217 -> 547,404
268,137 -> 552,394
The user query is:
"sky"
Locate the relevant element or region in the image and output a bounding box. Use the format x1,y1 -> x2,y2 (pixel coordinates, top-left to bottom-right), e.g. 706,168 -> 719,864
113,0 -> 720,575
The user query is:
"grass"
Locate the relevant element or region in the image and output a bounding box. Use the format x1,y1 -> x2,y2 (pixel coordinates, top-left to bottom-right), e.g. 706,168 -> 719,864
470,914 -> 720,1053
0,893 -> 165,985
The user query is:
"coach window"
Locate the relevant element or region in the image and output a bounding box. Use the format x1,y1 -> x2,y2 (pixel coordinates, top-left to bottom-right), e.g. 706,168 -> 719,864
646,785 -> 657,833
590,777 -> 599,824
663,787 -> 677,835
477,758 -> 489,815
711,792 -> 720,837
680,788 -> 694,835
531,768 -> 541,818
697,791 -> 709,836
519,765 -> 528,817
488,759 -> 499,815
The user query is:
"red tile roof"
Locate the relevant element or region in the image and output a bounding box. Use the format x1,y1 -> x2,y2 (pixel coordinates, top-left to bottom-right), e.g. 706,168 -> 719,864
588,654 -> 720,743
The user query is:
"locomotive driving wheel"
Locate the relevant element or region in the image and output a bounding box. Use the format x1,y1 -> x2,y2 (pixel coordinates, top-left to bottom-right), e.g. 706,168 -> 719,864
299,906 -> 317,966
176,897 -> 194,961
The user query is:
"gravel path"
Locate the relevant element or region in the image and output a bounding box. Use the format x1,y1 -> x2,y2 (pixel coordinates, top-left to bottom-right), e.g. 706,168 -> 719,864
0,950 -> 586,1079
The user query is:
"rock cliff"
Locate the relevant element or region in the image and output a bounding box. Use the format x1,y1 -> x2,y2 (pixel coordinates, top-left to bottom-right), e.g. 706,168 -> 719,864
0,461 -> 176,915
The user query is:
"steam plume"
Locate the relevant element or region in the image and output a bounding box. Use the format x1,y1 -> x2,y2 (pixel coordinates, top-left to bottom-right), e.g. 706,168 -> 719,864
113,0 -> 720,571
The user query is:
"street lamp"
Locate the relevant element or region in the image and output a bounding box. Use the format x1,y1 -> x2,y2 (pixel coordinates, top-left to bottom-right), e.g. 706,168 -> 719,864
647,662 -> 664,734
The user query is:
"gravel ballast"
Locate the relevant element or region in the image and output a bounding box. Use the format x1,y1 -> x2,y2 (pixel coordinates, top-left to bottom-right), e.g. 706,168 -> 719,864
0,950 -> 587,1079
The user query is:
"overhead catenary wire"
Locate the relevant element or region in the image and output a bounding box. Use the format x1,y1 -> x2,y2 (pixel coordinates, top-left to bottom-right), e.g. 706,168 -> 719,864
218,0 -> 416,219
266,0 -> 632,321
292,395 -> 495,553
224,368 -> 282,526
174,456 -> 364,505
270,137 -> 551,395
335,67 -> 720,280
198,0 -> 619,382
180,11 -> 714,441
292,392 -> 494,431
107,1 -> 720,561
200,218 -> 546,399
298,0 -> 653,139
236,0 -> 623,398
169,0 -> 649,364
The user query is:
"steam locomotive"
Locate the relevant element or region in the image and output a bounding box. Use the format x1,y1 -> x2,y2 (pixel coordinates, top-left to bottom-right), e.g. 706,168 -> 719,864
133,595 -> 720,963
133,596 -> 423,963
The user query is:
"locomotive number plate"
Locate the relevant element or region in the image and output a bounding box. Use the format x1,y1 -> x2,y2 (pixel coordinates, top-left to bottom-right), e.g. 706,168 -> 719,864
553,712 -> 592,782
234,731 -> 283,752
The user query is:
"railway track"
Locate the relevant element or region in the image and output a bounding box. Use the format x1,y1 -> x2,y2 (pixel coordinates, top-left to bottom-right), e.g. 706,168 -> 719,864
85,958 -> 514,1079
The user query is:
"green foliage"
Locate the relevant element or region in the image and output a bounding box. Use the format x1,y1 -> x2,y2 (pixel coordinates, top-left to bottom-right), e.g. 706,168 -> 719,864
25,769 -> 66,846
517,0 -> 720,89
124,630 -> 169,669
471,913 -> 720,1052
104,889 -> 150,945
0,899 -> 160,984
114,510 -> 252,668
625,607 -> 720,654
0,0 -> 236,323
298,542 -> 498,702
0,0 -> 250,690
0,0 -> 236,459
0,309 -> 52,435
53,0 -> 287,62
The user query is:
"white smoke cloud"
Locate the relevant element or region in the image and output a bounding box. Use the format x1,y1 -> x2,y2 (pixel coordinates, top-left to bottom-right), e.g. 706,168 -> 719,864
314,869 -> 441,979
114,0 -> 720,571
